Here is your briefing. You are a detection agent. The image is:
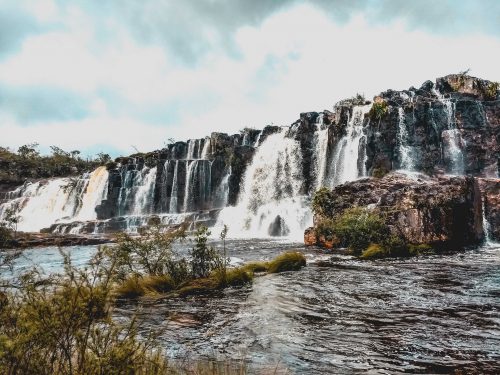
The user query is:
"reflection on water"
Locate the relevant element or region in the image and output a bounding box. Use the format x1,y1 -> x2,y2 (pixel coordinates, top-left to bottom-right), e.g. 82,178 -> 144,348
4,240 -> 500,374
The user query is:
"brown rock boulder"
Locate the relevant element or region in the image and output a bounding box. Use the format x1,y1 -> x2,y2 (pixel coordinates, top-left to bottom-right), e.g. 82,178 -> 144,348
306,172 -> 485,249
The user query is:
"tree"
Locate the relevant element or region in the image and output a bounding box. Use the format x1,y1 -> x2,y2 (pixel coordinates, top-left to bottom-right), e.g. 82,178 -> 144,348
17,142 -> 39,159
190,226 -> 222,279
4,207 -> 20,238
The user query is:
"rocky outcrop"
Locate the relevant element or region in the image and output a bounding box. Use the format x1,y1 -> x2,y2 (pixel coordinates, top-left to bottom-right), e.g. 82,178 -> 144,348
305,172 -> 485,248
365,74 -> 499,177
478,178 -> 500,241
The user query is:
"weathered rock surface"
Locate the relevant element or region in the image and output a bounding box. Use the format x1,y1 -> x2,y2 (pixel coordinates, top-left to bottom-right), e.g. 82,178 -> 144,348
478,178 -> 500,241
305,172 -> 485,248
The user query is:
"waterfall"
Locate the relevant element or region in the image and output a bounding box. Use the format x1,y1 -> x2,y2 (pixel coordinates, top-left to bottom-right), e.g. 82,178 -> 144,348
0,167 -> 109,232
313,126 -> 329,190
329,105 -> 371,186
214,166 -> 232,208
397,107 -> 414,171
183,160 -> 197,212
433,89 -> 465,175
216,131 -> 311,239
482,197 -> 493,244
200,138 -> 211,159
132,167 -> 157,215
73,167 -> 109,221
169,160 -> 180,213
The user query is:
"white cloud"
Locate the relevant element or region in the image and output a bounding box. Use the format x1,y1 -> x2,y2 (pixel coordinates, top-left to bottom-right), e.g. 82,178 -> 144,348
1,2 -> 500,156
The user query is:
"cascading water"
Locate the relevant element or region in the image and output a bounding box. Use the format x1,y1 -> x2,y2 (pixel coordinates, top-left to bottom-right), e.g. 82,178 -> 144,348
214,166 -> 231,208
183,160 -> 212,212
200,138 -> 211,159
433,89 -> 465,175
482,198 -> 493,244
216,131 -> 311,239
133,167 -> 157,215
328,105 -> 371,186
73,167 -> 109,221
0,167 -> 109,232
169,160 -> 180,213
397,107 -> 414,171
313,124 -> 329,190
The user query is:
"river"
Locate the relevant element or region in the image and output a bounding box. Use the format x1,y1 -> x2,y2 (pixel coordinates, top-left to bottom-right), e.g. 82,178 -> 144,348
3,239 -> 500,374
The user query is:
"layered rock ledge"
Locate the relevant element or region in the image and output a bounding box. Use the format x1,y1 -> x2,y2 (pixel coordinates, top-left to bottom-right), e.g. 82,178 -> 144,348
305,172 -> 490,249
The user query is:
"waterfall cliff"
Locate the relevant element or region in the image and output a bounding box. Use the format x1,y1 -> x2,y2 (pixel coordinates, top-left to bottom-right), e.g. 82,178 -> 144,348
1,74 -> 498,239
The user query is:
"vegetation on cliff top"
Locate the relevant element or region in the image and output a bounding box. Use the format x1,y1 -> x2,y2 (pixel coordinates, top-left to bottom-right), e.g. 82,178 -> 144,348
0,143 -> 111,185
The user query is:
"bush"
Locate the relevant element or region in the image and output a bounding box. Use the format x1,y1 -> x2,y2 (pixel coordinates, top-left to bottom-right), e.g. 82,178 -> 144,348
241,261 -> 269,274
372,166 -> 389,178
332,207 -> 389,255
312,187 -> 336,217
190,226 -> 223,279
0,248 -> 171,375
315,218 -> 336,241
361,243 -> 388,259
267,252 -> 306,273
484,81 -> 499,100
369,100 -> 388,120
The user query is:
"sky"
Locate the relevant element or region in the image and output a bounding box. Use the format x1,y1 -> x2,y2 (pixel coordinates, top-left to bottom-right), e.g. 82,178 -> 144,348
0,0 -> 499,157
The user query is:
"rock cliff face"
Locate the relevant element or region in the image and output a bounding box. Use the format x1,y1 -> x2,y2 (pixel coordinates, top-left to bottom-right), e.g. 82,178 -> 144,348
305,173 -> 485,248
1,74 -> 499,238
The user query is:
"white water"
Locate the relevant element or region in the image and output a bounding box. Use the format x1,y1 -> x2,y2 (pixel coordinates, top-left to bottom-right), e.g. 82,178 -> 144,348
482,198 -> 493,245
216,131 -> 311,240
0,167 -> 109,232
397,107 -> 414,171
169,160 -> 180,213
73,167 -> 109,221
313,127 -> 329,190
214,166 -> 232,208
328,105 -> 371,186
200,138 -> 211,159
133,167 -> 157,215
433,89 -> 465,175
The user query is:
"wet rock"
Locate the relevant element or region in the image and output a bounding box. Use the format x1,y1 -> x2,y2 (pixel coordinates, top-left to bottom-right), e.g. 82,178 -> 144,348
268,215 -> 290,237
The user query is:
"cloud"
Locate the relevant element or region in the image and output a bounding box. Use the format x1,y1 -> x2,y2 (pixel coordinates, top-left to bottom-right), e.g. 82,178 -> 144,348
0,1 -> 499,157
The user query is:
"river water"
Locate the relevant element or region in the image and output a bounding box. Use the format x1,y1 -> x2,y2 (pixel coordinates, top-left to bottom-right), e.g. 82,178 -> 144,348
4,239 -> 500,374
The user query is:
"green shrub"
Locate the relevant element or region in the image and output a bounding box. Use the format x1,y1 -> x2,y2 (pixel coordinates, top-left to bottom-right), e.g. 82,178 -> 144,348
312,187 -> 335,217
267,252 -> 306,273
241,261 -> 269,274
360,243 -> 388,259
223,268 -> 253,286
484,81 -> 499,100
115,275 -> 145,299
140,274 -> 175,294
369,101 -> 388,120
372,166 -> 389,178
315,218 -> 336,240
333,207 -> 389,255
190,226 -> 224,279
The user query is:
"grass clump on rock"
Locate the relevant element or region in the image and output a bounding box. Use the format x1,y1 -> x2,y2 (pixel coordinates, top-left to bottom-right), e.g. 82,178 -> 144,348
267,251 -> 307,273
